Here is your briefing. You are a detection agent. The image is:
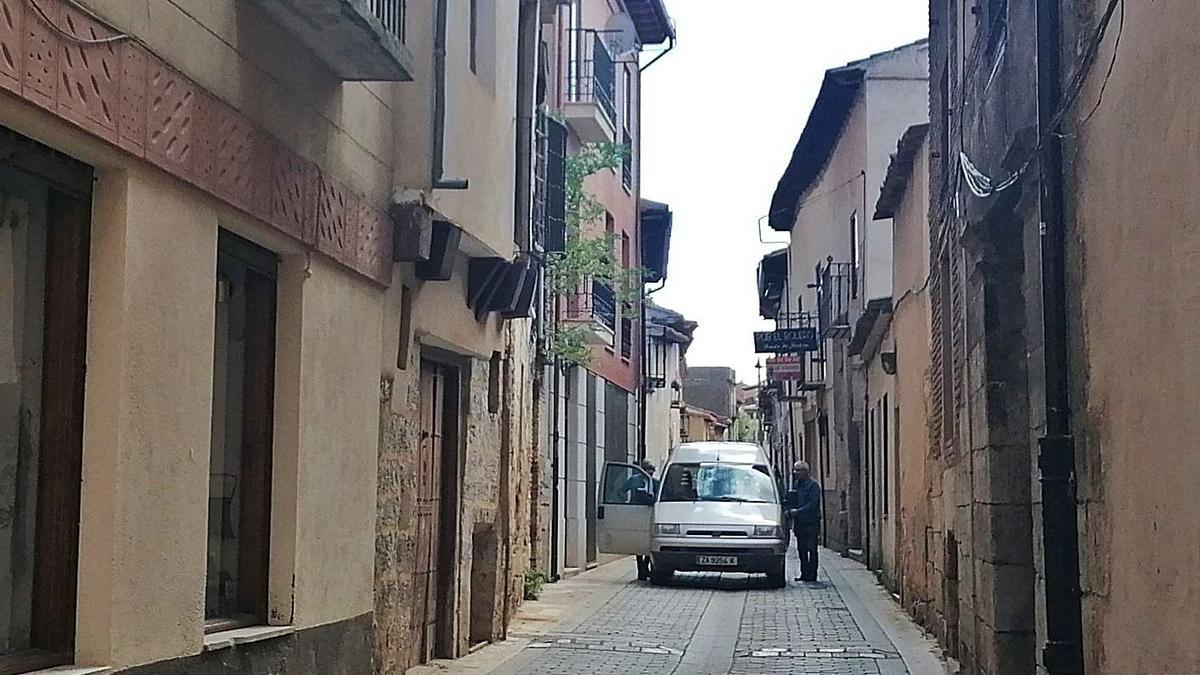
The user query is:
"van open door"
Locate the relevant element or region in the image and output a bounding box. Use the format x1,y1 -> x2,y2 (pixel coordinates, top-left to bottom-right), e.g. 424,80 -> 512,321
597,462 -> 653,555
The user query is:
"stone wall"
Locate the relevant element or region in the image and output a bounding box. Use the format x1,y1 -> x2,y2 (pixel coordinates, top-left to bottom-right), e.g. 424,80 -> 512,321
374,325 -> 537,673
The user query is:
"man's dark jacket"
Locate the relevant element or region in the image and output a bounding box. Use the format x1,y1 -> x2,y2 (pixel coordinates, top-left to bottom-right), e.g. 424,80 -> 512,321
789,477 -> 822,528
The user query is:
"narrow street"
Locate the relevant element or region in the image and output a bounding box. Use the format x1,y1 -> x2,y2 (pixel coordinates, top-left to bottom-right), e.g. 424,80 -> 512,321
414,550 -> 948,675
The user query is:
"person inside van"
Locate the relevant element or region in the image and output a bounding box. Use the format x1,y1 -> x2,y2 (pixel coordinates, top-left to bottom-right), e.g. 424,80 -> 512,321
620,459 -> 659,580
788,461 -> 822,582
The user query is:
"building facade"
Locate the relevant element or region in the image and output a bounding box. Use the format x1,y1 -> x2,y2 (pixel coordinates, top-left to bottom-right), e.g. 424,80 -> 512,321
0,0 -> 557,673
533,0 -> 674,581
922,0 -> 1200,673
761,40 -> 928,557
643,302 -> 695,470
0,0 -> 401,671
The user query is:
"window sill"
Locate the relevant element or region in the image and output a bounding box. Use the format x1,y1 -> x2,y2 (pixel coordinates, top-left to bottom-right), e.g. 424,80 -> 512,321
203,626 -> 294,653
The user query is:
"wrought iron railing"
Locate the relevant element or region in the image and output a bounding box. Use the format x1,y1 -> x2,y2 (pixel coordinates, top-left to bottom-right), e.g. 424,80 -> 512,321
566,30 -> 617,125
817,260 -> 854,338
620,317 -> 633,359
562,280 -> 617,335
621,128 -> 633,191
369,0 -> 407,42
592,281 -> 617,332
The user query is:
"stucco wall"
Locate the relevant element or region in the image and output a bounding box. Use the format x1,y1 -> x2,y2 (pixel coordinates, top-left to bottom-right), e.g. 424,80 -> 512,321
644,342 -> 682,469
889,139 -> 936,625
861,43 -> 930,302
78,167 -> 218,667
1066,1 -> 1200,671
864,330 -> 897,582
80,0 -> 395,206
70,160 -> 382,671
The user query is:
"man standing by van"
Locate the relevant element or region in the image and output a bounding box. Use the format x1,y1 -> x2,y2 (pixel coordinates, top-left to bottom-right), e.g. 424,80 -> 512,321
788,461 -> 822,582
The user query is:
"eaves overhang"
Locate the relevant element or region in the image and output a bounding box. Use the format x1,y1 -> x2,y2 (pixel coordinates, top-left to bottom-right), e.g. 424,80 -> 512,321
848,297 -> 894,358
768,67 -> 865,232
874,123 -> 929,221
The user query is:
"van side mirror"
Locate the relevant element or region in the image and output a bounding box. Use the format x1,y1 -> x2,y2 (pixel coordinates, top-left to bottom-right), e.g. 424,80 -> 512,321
631,488 -> 654,506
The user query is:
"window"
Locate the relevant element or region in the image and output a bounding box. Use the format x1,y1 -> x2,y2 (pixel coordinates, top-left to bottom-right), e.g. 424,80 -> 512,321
882,395 -> 890,516
623,65 -> 634,131
849,211 -> 860,298
602,463 -> 655,505
469,0 -> 478,74
566,0 -> 581,100
206,231 -> 278,630
0,155 -> 91,672
487,351 -> 502,414
659,463 -> 778,504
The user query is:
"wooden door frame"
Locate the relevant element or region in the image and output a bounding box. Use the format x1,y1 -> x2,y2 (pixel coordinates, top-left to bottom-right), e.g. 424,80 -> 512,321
0,128 -> 92,674
418,346 -> 468,660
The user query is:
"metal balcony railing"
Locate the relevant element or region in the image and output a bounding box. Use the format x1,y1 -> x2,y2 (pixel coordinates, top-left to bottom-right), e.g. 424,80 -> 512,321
566,30 -> 617,125
621,128 -> 633,191
817,260 -> 854,338
592,281 -> 617,332
620,317 -> 633,359
369,0 -> 406,42
563,280 -> 617,334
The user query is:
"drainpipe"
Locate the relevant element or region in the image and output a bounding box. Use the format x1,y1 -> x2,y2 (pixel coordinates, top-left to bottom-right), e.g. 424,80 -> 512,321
638,35 -> 675,73
433,0 -> 469,190
1035,0 -> 1084,671
549,311 -> 561,580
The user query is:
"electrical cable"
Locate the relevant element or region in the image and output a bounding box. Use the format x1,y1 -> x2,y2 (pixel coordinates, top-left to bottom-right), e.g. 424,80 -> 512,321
26,0 -> 133,45
955,0 -> 1125,198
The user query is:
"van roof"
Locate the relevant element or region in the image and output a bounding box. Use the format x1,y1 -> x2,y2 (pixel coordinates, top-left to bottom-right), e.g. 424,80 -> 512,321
669,442 -> 768,465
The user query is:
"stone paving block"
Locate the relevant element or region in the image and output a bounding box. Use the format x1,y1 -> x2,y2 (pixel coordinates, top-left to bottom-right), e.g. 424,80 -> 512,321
501,552 -> 919,674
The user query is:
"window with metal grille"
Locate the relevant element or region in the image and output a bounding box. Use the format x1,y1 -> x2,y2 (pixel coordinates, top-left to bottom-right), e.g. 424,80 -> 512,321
544,118 -> 568,253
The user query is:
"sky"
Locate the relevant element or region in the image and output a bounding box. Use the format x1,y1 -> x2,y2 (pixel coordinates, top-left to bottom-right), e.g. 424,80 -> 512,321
640,1 -> 928,384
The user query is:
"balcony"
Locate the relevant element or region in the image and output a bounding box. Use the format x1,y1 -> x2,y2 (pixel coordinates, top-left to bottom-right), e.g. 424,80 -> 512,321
254,0 -> 414,81
817,260 -> 854,339
563,30 -> 617,143
562,281 -> 617,347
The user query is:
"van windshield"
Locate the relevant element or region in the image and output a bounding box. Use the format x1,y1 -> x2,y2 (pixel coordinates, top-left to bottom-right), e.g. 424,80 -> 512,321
659,463 -> 778,503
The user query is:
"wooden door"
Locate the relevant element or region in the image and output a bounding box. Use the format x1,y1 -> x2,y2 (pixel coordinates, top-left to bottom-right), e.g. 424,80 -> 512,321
413,362 -> 446,664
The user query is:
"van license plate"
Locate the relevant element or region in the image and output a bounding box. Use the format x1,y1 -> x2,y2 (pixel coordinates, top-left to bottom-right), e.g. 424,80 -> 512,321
697,555 -> 738,566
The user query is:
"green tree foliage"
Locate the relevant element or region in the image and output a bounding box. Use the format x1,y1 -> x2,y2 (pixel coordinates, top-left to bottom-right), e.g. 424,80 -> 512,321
545,141 -> 645,366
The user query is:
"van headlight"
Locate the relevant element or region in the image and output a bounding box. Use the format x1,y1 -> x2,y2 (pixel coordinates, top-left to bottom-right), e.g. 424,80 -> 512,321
753,525 -> 782,538
655,523 -> 681,536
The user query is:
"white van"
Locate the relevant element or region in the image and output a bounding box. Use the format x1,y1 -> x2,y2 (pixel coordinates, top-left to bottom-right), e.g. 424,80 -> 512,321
597,442 -> 789,588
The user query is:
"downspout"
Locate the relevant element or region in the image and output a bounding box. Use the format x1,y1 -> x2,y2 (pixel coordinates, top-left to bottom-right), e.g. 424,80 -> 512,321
433,0 -> 469,190
549,303 -> 561,580
638,35 -> 675,73
1035,0 -> 1084,671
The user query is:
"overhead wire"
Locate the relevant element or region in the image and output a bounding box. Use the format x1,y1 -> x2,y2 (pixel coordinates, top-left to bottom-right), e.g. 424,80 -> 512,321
26,0 -> 134,45
957,0 -> 1126,198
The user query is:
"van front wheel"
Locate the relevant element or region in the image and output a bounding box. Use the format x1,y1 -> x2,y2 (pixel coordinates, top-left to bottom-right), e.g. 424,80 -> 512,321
767,558 -> 787,589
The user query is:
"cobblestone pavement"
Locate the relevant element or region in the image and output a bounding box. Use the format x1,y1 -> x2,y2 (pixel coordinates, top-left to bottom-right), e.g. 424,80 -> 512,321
479,549 -> 945,675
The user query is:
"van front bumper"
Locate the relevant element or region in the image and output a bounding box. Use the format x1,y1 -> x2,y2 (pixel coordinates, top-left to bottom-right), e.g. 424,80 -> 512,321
651,538 -> 787,573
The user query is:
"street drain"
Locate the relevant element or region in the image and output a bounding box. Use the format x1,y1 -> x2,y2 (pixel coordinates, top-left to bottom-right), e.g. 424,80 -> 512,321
526,637 -> 683,656
739,647 -> 900,659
